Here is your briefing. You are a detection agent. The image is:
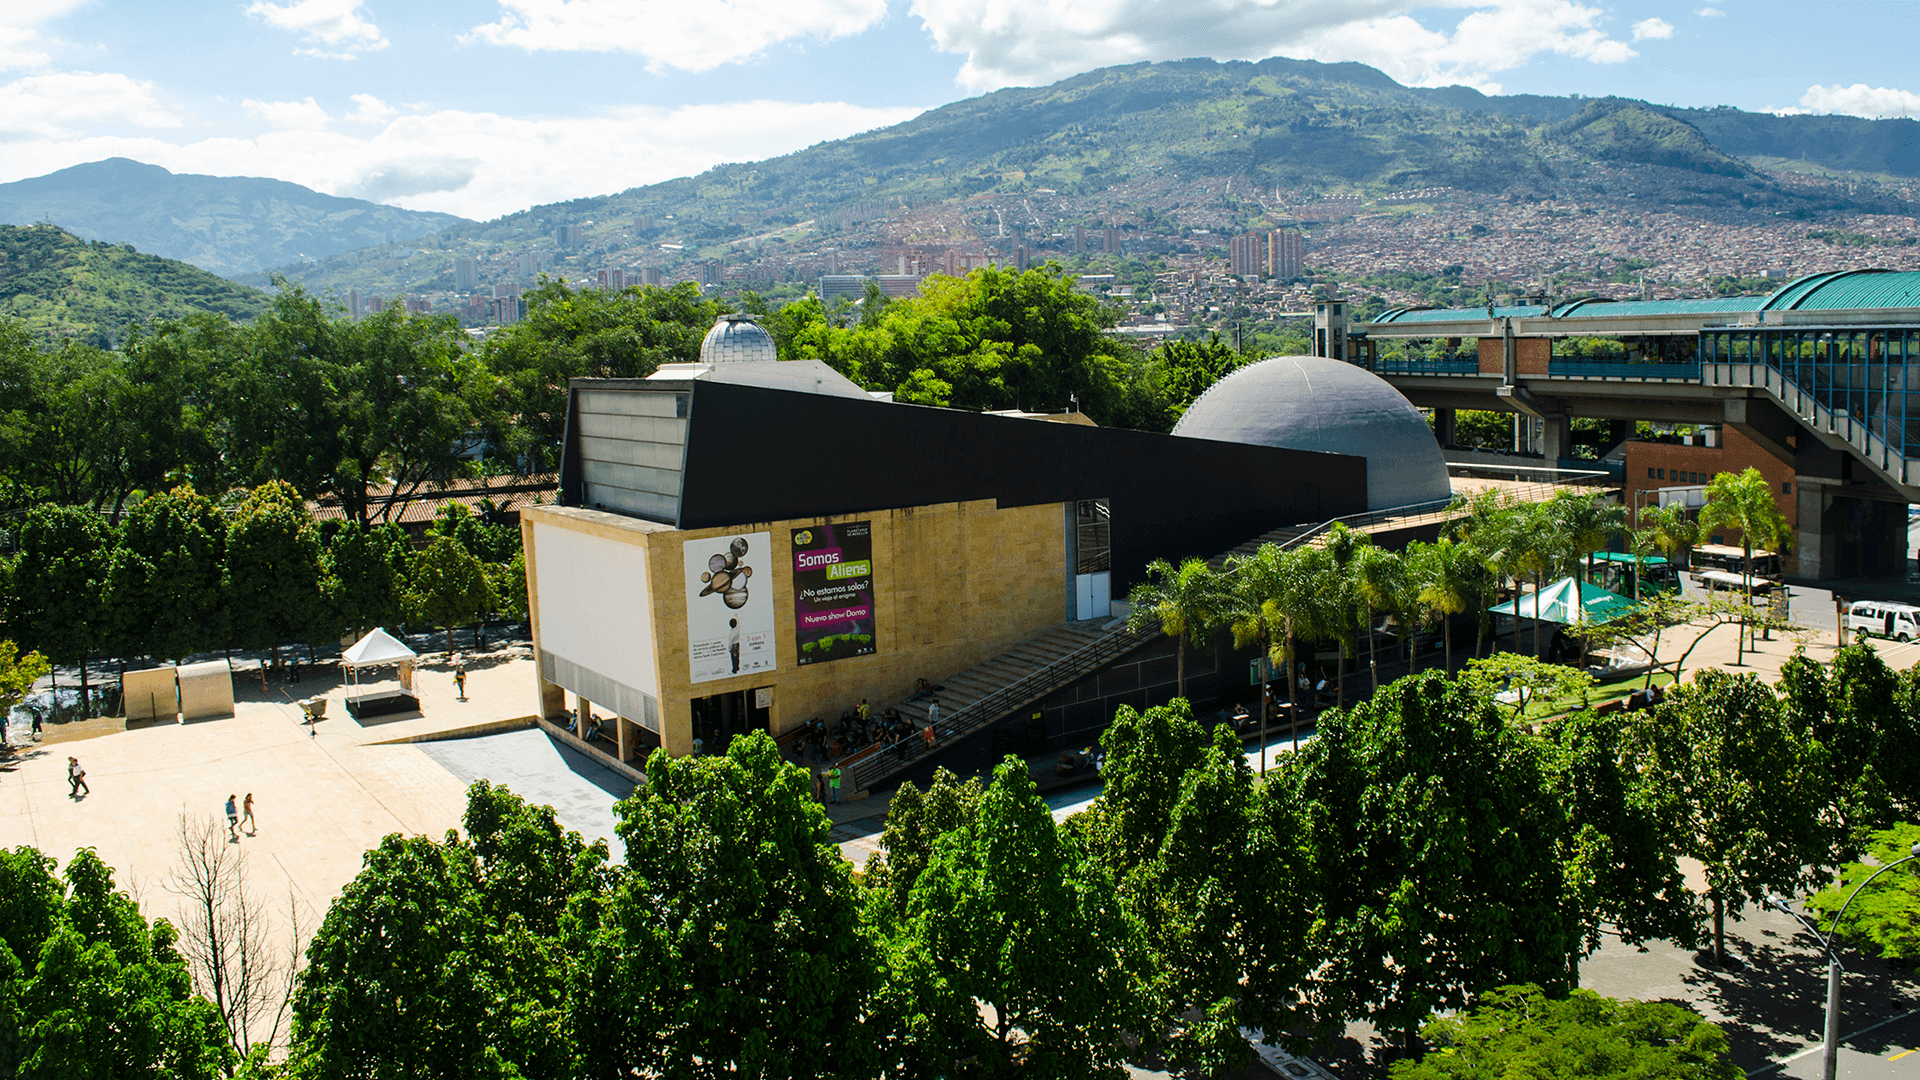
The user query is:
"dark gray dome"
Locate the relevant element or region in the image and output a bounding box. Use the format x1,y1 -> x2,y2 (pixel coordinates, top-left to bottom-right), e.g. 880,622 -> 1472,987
1172,356 -> 1449,511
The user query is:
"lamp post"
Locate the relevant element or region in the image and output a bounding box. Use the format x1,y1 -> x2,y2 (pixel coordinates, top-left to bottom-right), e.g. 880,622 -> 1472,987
1765,839 -> 1920,1080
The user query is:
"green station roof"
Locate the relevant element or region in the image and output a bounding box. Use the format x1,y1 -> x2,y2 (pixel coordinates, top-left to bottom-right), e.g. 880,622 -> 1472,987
1367,269 -> 1920,327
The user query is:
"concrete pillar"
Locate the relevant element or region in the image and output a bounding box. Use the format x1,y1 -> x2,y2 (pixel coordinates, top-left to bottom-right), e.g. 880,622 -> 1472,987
1796,482 -> 1834,579
1434,408 -> 1456,448
616,715 -> 631,762
538,678 -> 565,721
1541,415 -> 1571,464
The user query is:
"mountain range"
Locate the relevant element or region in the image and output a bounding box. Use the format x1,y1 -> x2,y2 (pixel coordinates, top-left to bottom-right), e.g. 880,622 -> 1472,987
8,56 -> 1920,312
0,159 -> 465,278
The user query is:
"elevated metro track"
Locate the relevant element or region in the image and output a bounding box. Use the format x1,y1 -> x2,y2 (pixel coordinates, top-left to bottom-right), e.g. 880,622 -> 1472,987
1324,269 -> 1920,579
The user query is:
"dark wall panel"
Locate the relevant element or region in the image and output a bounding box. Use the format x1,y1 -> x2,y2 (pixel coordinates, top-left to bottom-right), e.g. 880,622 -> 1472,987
628,380 -> 1368,590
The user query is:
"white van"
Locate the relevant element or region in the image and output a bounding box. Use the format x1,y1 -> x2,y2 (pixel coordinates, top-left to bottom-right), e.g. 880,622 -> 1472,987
1847,600 -> 1920,643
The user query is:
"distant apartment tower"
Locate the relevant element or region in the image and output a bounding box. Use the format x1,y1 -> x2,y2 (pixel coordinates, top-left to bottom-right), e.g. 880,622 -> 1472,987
1074,226 -> 1086,253
1229,233 -> 1264,277
555,225 -> 586,247
826,249 -> 840,275
366,294 -> 385,314
347,289 -> 362,320
453,256 -> 478,290
1104,228 -> 1120,255
466,294 -> 489,320
640,267 -> 662,286
493,282 -> 523,300
516,252 -> 548,277
408,296 -> 432,314
493,297 -> 521,324
1268,230 -> 1305,279
1016,245 -> 1029,271
597,268 -> 627,291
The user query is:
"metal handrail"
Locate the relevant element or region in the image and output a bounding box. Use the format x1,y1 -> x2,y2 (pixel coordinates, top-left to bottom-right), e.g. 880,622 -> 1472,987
849,624 -> 1147,788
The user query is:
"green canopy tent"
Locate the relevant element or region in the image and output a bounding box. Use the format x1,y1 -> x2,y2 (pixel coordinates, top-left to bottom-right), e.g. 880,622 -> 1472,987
1490,577 -> 1639,626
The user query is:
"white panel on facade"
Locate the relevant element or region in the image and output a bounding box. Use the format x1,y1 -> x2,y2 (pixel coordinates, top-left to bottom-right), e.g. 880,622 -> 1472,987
534,523 -> 662,704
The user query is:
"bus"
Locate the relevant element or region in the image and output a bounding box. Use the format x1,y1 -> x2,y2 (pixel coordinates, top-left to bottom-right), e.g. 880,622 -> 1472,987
1690,543 -> 1782,580
1589,551 -> 1680,597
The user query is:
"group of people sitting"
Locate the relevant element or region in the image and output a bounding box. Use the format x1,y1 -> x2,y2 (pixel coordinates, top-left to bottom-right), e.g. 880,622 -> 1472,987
805,703 -> 921,761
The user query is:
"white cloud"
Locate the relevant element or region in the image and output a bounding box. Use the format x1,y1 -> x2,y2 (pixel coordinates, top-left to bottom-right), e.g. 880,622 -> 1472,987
908,0 -> 1641,93
0,100 -> 924,219
345,93 -> 396,123
1697,6 -> 1724,15
465,0 -> 888,73
246,0 -> 389,56
242,96 -> 334,130
1797,83 -> 1920,120
0,70 -> 180,137
1631,17 -> 1674,40
0,0 -> 89,70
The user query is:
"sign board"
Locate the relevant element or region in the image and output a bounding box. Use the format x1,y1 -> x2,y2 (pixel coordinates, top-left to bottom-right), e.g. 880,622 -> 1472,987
683,533 -> 776,684
791,521 -> 877,666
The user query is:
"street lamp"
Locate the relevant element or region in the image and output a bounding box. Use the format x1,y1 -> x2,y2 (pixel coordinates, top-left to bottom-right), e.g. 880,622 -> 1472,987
1764,838 -> 1920,1080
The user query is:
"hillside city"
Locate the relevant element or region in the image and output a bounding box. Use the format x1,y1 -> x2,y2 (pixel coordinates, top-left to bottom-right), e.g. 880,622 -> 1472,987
318,157 -> 1920,341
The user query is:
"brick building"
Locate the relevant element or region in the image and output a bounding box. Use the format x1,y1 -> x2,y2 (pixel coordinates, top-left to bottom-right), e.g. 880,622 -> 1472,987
1621,428 -> 1796,566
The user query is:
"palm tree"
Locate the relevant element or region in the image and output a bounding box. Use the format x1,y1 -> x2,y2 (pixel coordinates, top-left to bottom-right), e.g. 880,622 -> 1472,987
1549,489 -> 1629,583
1448,489 -> 1522,658
1224,542 -> 1329,771
1125,556 -> 1227,699
1320,523 -> 1369,709
1637,502 -> 1700,573
1412,536 -> 1476,672
1699,466 -> 1792,660
1350,544 -> 1405,692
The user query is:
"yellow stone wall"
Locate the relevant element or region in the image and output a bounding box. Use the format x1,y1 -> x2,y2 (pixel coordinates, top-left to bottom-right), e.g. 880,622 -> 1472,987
525,498 -> 1069,755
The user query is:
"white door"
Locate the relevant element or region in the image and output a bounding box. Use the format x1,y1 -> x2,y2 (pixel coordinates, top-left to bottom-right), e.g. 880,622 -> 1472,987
1074,572 -> 1112,621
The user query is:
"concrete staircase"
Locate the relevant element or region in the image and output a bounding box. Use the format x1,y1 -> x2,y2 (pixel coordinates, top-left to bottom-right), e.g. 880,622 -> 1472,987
1708,359 -> 1920,500
843,621 -> 1129,791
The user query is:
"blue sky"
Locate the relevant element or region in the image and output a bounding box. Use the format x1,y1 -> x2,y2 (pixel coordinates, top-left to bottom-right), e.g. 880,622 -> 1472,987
2,0 -> 1915,220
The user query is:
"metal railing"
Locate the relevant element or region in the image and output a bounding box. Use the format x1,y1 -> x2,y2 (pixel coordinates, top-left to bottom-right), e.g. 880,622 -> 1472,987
848,623 -> 1147,790
1547,360 -> 1701,381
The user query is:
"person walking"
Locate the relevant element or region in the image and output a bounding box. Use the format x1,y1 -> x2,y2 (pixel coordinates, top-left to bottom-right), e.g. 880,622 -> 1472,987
67,757 -> 88,797
923,697 -> 940,747
30,709 -> 42,740
225,795 -> 240,840
454,666 -> 468,701
827,765 -> 842,805
242,793 -> 257,835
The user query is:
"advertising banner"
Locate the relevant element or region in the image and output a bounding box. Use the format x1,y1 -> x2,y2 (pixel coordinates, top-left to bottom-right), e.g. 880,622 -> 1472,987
792,521 -> 877,666
683,533 -> 776,684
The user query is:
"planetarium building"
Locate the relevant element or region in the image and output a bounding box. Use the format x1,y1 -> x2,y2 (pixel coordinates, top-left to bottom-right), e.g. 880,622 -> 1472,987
522,321 -> 1448,788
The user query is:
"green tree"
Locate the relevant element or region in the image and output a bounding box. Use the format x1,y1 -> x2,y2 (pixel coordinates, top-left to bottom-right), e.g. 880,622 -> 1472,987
1125,556 -> 1226,699
1460,653 -> 1595,724
1086,699 -> 1211,880
1224,541 -> 1332,761
0,846 -> 233,1079
583,731 -> 886,1079
1779,644 -> 1920,858
1389,983 -> 1739,1080
225,286 -> 488,525
1151,335 -> 1243,425
322,521 -> 409,640
1698,467 -> 1791,659
1350,543 -> 1404,692
1289,672 -> 1579,1051
1447,491 -> 1524,659
895,756 -> 1146,1077
1130,725 -> 1313,1073
8,503 -> 111,701
1809,822 -> 1920,965
226,481 -> 328,669
0,641 -> 50,723
1630,668 -> 1832,969
406,536 -> 494,656
102,485 -> 228,664
863,767 -> 985,912
1410,536 -> 1476,672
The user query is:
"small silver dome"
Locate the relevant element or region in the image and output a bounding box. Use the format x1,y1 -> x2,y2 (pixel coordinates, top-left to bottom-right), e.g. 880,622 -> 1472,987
700,314 -> 778,364
1172,356 -> 1450,511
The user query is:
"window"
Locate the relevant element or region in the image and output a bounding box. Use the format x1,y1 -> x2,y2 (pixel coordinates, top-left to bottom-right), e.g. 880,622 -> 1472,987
1657,469 -> 1666,480
1074,499 -> 1111,574
1647,467 -> 1656,478
1782,481 -> 1792,494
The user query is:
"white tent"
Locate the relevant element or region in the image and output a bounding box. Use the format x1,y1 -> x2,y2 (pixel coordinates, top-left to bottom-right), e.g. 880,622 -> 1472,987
341,628 -> 420,712
343,627 -> 417,667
